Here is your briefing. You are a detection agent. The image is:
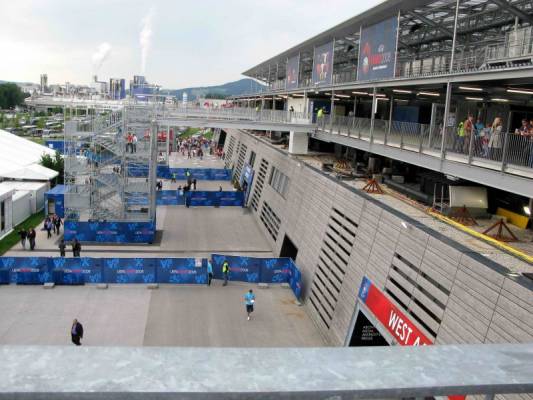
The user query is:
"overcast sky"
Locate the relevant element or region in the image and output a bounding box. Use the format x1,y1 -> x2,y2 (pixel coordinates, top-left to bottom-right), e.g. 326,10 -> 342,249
0,0 -> 380,89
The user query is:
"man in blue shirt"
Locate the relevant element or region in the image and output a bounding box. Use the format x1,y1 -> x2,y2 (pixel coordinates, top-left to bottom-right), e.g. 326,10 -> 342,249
207,259 -> 213,286
244,289 -> 256,321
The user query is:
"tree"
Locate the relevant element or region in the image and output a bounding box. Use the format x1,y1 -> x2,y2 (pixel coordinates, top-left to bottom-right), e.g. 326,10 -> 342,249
36,117 -> 46,129
0,83 -> 29,109
40,151 -> 64,184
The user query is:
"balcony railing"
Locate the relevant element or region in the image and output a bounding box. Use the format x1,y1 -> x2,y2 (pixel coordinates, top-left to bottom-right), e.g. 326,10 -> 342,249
316,114 -> 533,177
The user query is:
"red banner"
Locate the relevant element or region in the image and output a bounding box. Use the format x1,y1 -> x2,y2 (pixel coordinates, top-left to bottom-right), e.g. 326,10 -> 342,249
358,277 -> 465,399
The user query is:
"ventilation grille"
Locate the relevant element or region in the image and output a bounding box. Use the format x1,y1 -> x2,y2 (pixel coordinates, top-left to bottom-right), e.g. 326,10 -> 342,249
224,136 -> 236,169
309,208 -> 358,330
234,144 -> 248,179
250,158 -> 269,212
385,253 -> 450,338
260,201 -> 281,242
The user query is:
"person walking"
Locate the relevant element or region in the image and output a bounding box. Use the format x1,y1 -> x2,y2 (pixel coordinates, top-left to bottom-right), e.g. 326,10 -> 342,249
244,289 -> 256,321
222,260 -> 229,286
59,239 -> 66,257
71,319 -> 84,346
192,178 -> 197,191
54,216 -> 62,235
132,134 -> 138,153
45,218 -> 52,239
171,173 -> 177,183
28,228 -> 36,251
18,228 -> 27,250
72,238 -> 81,257
207,258 -> 213,286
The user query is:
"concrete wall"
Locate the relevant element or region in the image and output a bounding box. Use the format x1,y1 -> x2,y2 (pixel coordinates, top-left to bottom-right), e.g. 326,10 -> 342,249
223,129 -> 533,350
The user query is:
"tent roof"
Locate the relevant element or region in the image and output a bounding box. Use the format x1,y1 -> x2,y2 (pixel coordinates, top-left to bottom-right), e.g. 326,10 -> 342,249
0,164 -> 58,181
0,129 -> 57,180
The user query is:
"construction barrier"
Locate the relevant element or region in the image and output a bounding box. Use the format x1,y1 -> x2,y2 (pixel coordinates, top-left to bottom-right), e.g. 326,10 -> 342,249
0,256 -> 303,300
64,220 -> 156,243
157,166 -> 231,181
156,190 -> 244,207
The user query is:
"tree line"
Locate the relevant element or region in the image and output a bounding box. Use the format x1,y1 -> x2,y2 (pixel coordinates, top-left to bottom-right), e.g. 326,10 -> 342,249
0,83 -> 29,109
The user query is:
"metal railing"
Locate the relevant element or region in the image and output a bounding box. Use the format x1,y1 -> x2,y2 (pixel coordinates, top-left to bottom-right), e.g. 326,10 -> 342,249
317,115 -> 533,177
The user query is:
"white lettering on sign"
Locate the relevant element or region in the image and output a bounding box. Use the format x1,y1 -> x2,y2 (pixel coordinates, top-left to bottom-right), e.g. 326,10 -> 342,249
388,310 -> 415,345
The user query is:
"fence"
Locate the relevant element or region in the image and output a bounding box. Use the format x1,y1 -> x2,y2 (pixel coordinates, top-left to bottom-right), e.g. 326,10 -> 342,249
156,166 -> 232,181
156,190 -> 244,207
63,220 -> 156,243
0,255 -> 303,300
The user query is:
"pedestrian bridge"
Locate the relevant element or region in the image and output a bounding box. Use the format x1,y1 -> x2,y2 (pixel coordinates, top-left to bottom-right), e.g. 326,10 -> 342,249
0,343 -> 531,398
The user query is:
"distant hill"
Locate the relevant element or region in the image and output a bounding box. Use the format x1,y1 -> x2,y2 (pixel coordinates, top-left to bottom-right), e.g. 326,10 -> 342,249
161,78 -> 265,100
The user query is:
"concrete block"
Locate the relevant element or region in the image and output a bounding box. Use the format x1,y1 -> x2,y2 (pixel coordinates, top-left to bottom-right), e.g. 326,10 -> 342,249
258,283 -> 269,289
97,283 -> 108,290
43,282 -> 55,289
281,282 -> 290,288
391,175 -> 405,183
147,283 -> 159,290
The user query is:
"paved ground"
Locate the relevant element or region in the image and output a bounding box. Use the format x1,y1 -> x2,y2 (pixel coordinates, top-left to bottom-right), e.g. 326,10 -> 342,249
6,207 -> 272,258
0,283 -> 324,347
169,151 -> 225,169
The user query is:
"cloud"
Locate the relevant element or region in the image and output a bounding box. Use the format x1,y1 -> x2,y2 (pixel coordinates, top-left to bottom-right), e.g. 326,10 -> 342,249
139,7 -> 155,74
92,42 -> 112,74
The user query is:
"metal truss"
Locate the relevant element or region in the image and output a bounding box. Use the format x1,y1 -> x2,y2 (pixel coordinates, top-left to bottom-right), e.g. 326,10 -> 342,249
64,106 -> 157,224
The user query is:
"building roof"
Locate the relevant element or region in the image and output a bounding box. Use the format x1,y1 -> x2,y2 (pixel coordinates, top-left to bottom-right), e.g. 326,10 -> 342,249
0,180 -> 49,192
0,129 -> 58,180
0,187 -> 14,199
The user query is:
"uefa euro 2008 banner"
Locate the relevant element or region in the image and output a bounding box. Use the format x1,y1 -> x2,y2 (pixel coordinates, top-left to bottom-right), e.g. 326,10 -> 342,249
156,191 -> 244,207
157,166 -> 232,181
64,221 -> 156,243
0,256 -> 303,300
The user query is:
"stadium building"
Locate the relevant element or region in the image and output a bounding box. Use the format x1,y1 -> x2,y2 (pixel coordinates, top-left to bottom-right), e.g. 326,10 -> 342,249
227,0 -> 533,348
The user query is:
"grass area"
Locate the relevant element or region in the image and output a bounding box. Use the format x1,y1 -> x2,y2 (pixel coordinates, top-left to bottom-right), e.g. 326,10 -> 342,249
28,137 -> 45,145
178,127 -> 201,138
0,211 -> 45,255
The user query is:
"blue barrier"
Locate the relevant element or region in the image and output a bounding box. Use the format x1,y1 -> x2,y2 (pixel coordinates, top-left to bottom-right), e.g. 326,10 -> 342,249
45,140 -> 65,154
0,257 -> 50,284
157,166 -> 231,181
102,258 -> 156,284
0,256 -> 303,299
211,254 -> 302,300
64,220 -> 156,243
51,257 -> 102,285
156,258 -> 207,284
157,190 -> 244,207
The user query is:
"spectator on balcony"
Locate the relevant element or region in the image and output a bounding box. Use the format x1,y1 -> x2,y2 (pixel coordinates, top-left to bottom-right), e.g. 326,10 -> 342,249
515,119 -> 531,135
132,134 -> 138,153
462,115 -> 474,154
126,132 -> 133,153
488,117 -> 504,161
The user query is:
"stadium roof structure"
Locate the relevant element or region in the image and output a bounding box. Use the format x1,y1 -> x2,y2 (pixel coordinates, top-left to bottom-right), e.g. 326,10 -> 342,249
243,0 -> 533,82
0,129 -> 58,181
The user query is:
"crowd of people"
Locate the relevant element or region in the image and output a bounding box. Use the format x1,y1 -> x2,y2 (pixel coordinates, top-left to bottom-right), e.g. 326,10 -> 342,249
453,115 -> 533,166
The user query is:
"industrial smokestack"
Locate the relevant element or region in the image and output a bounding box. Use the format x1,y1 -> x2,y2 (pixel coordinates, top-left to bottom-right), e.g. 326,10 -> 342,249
92,42 -> 112,74
139,8 -> 155,74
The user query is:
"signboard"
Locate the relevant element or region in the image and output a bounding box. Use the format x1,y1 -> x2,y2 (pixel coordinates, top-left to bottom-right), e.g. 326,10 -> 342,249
357,17 -> 399,81
156,258 -> 207,284
239,163 -> 254,206
358,276 -> 432,346
103,258 -> 156,284
286,55 -> 300,89
312,41 -> 334,85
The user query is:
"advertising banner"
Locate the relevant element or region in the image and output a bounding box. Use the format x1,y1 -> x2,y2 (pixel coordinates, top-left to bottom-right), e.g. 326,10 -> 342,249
260,258 -> 291,284
157,167 -> 232,181
358,276 -> 431,346
357,17 -> 399,81
103,258 -> 156,284
312,41 -> 334,85
286,55 -> 300,89
64,221 -> 156,243
211,254 -> 260,283
156,258 -> 207,284
288,259 -> 303,300
51,257 -> 102,284
0,257 -> 50,284
239,164 -> 254,206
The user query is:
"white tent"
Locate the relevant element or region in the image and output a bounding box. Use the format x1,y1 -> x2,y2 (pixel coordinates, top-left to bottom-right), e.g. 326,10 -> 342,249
0,129 -> 58,181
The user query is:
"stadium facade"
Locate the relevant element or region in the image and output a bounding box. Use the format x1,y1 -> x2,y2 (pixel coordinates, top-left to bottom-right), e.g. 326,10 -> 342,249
227,0 -> 533,349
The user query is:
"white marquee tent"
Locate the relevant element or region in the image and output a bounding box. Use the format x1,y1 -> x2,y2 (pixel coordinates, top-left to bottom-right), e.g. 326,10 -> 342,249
0,129 -> 58,181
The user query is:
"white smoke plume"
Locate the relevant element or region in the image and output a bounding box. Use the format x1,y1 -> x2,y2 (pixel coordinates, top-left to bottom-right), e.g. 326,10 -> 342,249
92,42 -> 112,73
139,8 -> 155,74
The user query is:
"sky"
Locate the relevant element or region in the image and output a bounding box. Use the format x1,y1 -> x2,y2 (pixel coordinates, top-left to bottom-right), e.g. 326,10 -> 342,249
0,0 -> 380,89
